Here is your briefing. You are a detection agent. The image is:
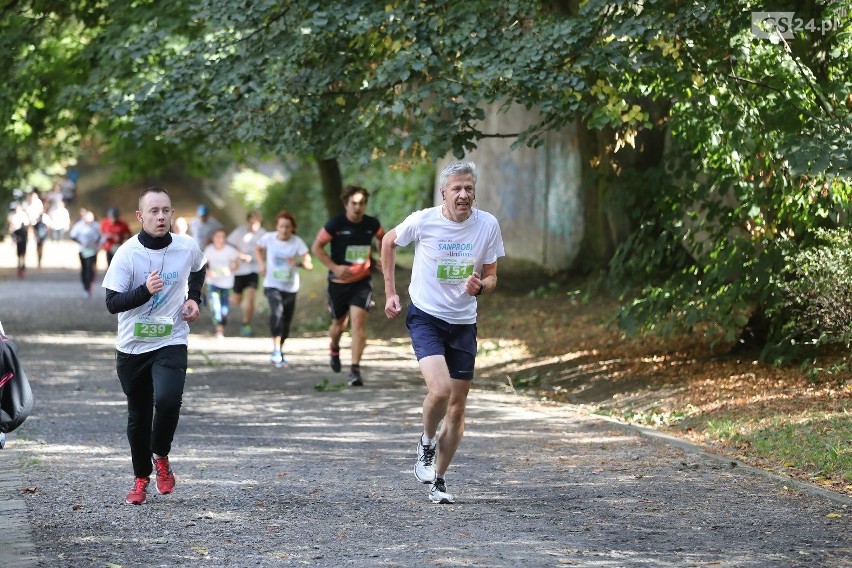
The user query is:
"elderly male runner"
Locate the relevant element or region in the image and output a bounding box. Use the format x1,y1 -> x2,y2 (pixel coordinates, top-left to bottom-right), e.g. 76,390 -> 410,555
103,187 -> 207,505
381,161 -> 505,504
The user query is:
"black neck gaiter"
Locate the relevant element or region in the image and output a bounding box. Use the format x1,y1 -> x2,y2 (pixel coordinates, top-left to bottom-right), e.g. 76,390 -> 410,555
138,230 -> 173,251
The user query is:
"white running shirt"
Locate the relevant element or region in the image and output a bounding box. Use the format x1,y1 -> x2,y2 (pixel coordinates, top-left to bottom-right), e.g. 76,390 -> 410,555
257,232 -> 309,293
103,234 -> 207,354
203,243 -> 240,289
227,224 -> 266,276
394,206 -> 505,324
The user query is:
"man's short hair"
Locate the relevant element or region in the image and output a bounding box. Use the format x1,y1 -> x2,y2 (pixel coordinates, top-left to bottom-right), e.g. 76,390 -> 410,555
439,162 -> 477,189
138,187 -> 169,209
341,185 -> 369,204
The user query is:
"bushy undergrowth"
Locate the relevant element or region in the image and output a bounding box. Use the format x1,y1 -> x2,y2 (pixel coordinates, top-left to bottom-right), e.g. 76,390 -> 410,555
767,228 -> 852,364
609,225 -> 852,367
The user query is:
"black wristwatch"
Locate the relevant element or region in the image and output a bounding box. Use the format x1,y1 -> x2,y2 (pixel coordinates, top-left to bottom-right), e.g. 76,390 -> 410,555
475,283 -> 485,296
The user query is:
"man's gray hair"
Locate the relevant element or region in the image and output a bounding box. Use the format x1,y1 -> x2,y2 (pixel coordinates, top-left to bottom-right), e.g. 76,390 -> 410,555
439,161 -> 477,189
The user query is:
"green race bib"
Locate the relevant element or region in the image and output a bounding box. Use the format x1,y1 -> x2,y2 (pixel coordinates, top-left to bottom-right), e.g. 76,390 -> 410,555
436,256 -> 474,284
272,266 -> 293,282
345,245 -> 370,264
133,316 -> 174,342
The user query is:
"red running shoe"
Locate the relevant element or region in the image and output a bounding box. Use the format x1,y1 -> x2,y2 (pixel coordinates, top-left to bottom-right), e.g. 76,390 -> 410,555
125,477 -> 149,505
153,456 -> 176,495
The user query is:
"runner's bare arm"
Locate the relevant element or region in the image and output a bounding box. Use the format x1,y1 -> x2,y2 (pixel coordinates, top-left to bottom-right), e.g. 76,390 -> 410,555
381,228 -> 401,319
311,229 -> 349,279
466,262 -> 498,297
255,245 -> 266,275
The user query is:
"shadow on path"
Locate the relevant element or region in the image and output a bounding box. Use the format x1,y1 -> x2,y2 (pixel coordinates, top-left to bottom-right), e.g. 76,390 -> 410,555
0,241 -> 849,567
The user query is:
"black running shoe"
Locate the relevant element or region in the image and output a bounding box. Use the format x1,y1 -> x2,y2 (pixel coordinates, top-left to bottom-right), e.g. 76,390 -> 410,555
348,369 -> 363,386
329,351 -> 341,373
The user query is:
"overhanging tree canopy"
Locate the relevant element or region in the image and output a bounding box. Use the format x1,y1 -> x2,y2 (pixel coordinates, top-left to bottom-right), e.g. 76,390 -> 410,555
3,0 -> 852,359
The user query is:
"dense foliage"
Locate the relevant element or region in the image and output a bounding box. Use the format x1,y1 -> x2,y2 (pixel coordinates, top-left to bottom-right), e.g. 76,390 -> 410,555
768,229 -> 852,361
229,156 -> 433,237
594,1 -> 852,360
3,1 -> 852,359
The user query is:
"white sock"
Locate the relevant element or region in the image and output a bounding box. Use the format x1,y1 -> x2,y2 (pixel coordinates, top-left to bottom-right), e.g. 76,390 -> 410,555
421,433 -> 436,446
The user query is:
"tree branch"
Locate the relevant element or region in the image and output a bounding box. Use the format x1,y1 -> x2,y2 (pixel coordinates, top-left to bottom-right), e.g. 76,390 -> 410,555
727,73 -> 819,121
1,0 -> 22,19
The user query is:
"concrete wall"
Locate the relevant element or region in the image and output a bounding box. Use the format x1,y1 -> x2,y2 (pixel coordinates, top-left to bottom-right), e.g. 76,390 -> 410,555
436,104 -> 583,270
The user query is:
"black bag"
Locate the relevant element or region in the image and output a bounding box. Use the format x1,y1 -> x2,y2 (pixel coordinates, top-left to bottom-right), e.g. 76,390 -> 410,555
0,322 -> 34,434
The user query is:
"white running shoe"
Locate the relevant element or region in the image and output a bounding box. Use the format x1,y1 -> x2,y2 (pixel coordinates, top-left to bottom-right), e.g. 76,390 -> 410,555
269,350 -> 282,364
429,477 -> 455,504
414,437 -> 437,483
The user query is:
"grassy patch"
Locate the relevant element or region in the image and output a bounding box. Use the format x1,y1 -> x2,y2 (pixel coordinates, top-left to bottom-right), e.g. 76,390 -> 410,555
703,412 -> 852,484
195,351 -> 228,367
314,378 -> 348,392
472,269 -> 850,495
19,454 -> 43,469
606,407 -> 689,427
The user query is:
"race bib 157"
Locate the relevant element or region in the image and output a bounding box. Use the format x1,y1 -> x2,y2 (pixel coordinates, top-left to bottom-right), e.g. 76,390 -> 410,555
436,257 -> 474,284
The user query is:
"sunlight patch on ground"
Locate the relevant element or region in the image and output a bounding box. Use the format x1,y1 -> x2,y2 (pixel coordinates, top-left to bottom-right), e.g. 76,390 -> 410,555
478,345 -> 599,377
468,430 -> 633,445
476,337 -> 529,362
24,443 -> 123,458
466,393 -> 583,423
554,433 -> 636,445
727,409 -> 849,431
21,333 -> 116,346
286,430 -> 392,443
179,448 -> 292,459
186,336 -> 423,373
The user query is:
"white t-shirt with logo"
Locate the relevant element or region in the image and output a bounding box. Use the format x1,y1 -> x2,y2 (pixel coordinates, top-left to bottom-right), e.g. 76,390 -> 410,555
69,220 -> 102,258
103,234 -> 207,354
203,243 -> 240,289
227,225 -> 266,276
394,206 -> 505,324
257,232 -> 309,293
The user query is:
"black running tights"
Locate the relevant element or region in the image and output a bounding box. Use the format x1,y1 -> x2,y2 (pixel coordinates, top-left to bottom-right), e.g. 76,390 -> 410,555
116,345 -> 188,478
264,288 -> 297,344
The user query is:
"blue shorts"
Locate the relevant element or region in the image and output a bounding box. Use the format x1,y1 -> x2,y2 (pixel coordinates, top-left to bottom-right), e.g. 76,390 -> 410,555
406,304 -> 477,380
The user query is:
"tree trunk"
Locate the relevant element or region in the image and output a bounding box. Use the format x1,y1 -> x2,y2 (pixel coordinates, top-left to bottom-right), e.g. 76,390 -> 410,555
574,101 -> 669,272
316,157 -> 344,218
575,124 -> 621,271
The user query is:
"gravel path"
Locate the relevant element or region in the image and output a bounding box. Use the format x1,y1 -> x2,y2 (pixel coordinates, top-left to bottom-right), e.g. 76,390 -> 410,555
1,240 -> 850,567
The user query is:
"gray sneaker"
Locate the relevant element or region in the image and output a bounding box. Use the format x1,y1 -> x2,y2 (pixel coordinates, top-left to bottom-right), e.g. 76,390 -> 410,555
414,437 -> 437,483
429,477 -> 455,504
347,368 -> 363,386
